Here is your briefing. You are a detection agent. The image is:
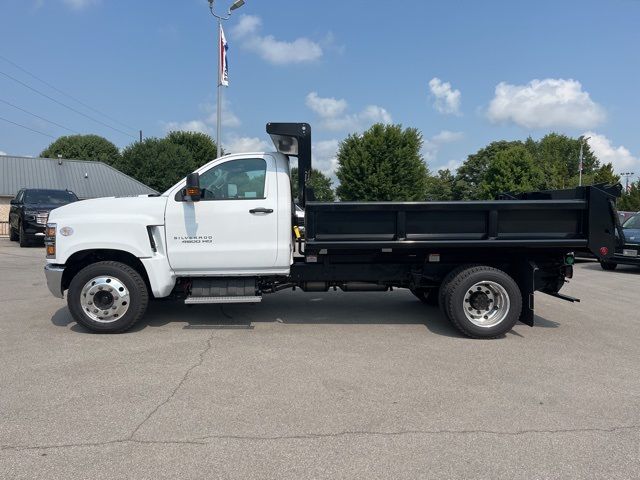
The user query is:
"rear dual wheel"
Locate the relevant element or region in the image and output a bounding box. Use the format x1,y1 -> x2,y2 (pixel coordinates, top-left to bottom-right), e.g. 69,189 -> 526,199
440,266 -> 522,339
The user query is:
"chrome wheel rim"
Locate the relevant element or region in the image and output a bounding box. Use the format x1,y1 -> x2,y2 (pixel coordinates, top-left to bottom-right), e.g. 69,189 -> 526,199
463,281 -> 510,328
80,276 -> 130,323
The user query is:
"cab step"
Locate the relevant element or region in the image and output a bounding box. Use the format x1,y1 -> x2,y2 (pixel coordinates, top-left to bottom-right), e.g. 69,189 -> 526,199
185,295 -> 262,304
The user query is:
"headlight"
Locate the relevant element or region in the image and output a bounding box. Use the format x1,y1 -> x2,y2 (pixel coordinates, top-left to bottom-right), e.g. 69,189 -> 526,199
45,223 -> 56,258
24,210 -> 37,221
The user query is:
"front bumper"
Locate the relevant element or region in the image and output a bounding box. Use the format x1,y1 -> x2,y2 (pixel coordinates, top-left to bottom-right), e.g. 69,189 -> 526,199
44,264 -> 65,298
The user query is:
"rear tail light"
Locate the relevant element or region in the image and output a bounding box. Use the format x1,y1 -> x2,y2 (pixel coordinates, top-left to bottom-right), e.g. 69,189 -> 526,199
599,246 -> 609,257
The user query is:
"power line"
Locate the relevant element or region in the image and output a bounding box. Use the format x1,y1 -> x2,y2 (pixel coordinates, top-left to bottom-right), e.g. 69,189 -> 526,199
0,115 -> 55,139
0,98 -> 80,134
0,70 -> 136,139
0,54 -> 137,133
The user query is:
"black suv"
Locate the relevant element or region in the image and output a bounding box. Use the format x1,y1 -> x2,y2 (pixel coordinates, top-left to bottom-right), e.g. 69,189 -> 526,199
9,189 -> 79,247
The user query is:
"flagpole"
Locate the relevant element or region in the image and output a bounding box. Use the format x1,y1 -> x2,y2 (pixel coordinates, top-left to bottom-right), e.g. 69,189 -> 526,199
208,0 -> 245,159
216,17 -> 222,158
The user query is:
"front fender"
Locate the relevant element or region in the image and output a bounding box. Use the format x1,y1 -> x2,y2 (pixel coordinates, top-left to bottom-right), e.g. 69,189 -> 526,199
55,221 -> 155,264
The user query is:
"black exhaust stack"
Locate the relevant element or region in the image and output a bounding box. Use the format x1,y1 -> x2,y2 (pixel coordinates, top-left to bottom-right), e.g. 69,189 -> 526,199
266,122 -> 313,206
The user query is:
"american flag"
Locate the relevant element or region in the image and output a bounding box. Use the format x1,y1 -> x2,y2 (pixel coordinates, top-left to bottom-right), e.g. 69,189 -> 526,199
219,24 -> 229,87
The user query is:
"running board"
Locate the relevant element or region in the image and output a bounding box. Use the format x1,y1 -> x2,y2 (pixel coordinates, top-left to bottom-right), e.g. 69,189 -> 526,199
185,296 -> 262,304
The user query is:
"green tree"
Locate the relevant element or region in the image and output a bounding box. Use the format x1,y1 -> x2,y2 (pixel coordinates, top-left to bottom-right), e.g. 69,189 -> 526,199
291,167 -> 336,202
531,133 -> 599,189
425,169 -> 455,200
479,145 -> 545,199
453,140 -> 522,200
165,131 -> 220,170
41,134 -> 120,165
117,138 -> 194,192
618,180 -> 640,211
592,163 -> 620,185
336,124 -> 428,201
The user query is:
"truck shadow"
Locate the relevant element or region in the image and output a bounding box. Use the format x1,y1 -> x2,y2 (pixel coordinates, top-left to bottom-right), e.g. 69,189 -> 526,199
580,263 -> 640,275
50,290 -> 557,338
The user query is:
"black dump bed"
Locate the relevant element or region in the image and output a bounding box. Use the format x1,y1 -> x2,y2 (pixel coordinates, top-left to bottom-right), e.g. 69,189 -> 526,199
304,185 -> 621,261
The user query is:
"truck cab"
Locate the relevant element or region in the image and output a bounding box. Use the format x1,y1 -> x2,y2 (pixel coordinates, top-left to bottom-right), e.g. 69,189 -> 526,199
164,152 -> 293,275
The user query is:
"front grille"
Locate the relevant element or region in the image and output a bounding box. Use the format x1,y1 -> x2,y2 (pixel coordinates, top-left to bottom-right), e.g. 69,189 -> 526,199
36,212 -> 49,225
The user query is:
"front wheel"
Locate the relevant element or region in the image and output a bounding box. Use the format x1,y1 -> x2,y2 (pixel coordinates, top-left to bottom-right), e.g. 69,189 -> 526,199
18,223 -> 29,247
441,266 -> 522,339
67,261 -> 149,333
600,261 -> 617,271
9,226 -> 18,241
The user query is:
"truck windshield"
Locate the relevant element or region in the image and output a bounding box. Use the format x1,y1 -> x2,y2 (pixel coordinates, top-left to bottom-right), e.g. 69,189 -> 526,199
25,190 -> 78,205
623,215 -> 640,229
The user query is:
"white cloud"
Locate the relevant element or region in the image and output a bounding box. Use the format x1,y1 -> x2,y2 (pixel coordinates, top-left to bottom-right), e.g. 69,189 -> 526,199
163,120 -> 210,135
422,131 -> 464,170
202,102 -> 241,129
62,0 -> 99,9
428,78 -> 461,115
224,135 -> 270,154
306,92 -> 347,118
163,100 -> 240,135
584,132 -> 639,173
0,150 -> 7,156
305,92 -> 391,132
431,130 -> 464,143
232,15 -> 322,65
313,139 -> 340,179
488,78 -> 606,129
233,15 -> 261,37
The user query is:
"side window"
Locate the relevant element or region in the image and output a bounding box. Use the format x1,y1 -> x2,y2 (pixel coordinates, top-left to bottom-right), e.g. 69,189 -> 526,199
16,191 -> 24,203
199,158 -> 267,201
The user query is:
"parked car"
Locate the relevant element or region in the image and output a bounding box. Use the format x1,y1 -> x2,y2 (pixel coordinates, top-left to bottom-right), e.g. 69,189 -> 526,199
9,189 -> 79,247
617,211 -> 638,225
600,213 -> 640,270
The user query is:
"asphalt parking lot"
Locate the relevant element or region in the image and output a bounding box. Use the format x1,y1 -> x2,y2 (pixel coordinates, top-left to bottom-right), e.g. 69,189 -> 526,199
0,237 -> 639,480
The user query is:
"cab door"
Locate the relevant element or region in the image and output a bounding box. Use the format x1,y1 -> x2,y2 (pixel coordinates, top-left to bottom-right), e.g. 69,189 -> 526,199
164,155 -> 279,274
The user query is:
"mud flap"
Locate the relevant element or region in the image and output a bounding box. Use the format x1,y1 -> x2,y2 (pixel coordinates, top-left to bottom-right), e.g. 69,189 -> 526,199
518,261 -> 538,327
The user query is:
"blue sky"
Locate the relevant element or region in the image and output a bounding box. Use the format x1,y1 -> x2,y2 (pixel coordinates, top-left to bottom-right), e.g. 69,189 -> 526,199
1,0 -> 639,182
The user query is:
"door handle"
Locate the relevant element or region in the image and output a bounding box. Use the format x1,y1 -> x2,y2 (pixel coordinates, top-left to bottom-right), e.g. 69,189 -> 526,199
249,208 -> 274,214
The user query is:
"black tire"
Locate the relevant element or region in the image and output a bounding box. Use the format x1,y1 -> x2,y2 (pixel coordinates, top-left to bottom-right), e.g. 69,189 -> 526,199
410,288 -> 439,306
442,266 -> 522,339
600,261 -> 617,271
18,222 -> 29,247
9,226 -> 18,241
68,261 -> 149,333
438,265 -> 475,316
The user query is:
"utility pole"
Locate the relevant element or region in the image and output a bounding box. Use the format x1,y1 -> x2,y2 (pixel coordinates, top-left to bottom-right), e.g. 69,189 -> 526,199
578,136 -> 591,187
208,0 -> 246,158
